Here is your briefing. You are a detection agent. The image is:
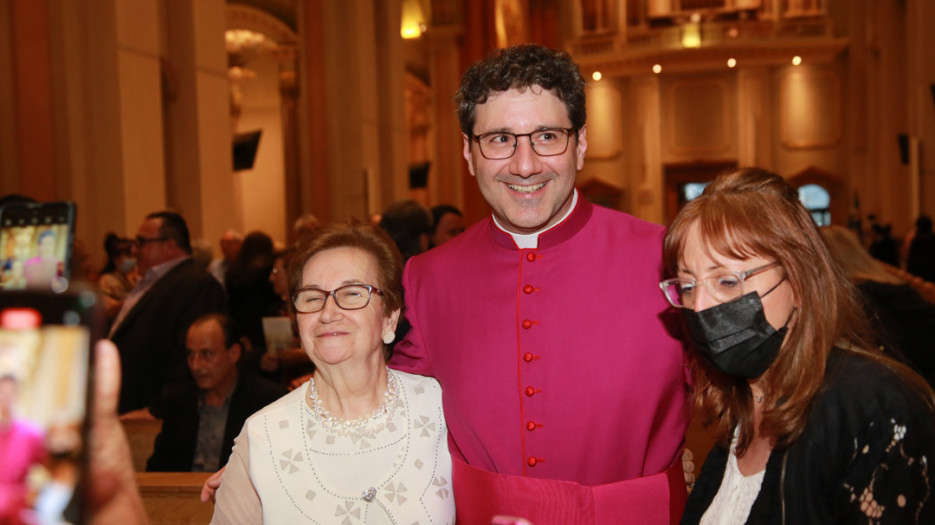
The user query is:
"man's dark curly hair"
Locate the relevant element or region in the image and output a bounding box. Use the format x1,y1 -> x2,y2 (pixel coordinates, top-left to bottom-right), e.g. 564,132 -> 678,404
455,44 -> 586,137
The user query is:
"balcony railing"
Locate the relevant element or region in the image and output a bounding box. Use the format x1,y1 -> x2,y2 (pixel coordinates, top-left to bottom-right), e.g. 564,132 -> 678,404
570,16 -> 832,56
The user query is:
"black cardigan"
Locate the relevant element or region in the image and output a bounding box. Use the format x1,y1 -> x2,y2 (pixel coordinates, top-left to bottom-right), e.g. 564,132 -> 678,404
682,349 -> 935,524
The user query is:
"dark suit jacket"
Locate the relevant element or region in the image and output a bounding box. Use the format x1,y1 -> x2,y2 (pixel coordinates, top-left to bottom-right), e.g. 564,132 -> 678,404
111,258 -> 228,414
146,372 -> 287,471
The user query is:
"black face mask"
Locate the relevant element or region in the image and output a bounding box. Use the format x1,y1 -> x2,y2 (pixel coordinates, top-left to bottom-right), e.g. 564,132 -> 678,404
682,291 -> 793,379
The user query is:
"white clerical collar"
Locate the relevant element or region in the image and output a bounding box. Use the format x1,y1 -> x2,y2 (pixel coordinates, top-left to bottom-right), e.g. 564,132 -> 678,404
492,190 -> 579,249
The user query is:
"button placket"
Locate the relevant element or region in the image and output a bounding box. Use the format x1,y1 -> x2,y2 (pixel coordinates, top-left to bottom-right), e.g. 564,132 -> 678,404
520,250 -> 546,473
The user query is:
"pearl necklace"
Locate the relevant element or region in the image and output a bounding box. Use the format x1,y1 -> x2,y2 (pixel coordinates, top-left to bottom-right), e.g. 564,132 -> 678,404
307,369 -> 398,438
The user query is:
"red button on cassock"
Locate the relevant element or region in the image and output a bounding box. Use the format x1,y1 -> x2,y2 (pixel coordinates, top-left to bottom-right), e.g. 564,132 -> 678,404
523,284 -> 534,294
527,457 -> 540,467
526,253 -> 536,262
525,386 -> 536,397
521,319 -> 532,329
523,352 -> 534,362
526,421 -> 537,431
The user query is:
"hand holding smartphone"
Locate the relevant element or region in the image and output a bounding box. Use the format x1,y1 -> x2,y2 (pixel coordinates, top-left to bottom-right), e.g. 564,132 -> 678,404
0,288 -> 101,524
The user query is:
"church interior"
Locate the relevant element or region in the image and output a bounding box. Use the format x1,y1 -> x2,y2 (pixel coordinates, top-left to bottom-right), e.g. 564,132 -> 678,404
1,0 -> 933,261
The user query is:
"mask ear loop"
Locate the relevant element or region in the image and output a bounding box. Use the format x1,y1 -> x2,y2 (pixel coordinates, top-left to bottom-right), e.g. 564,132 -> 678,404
780,306 -> 797,328
758,272 -> 797,328
758,273 -> 786,299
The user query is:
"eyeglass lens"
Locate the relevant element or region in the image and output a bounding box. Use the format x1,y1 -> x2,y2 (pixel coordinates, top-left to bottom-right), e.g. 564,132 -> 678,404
293,284 -> 373,313
664,273 -> 746,308
476,129 -> 571,159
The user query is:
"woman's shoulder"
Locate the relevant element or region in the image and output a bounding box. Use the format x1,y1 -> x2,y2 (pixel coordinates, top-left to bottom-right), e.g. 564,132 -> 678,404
391,370 -> 444,411
819,349 -> 933,423
244,384 -> 307,426
391,369 -> 441,391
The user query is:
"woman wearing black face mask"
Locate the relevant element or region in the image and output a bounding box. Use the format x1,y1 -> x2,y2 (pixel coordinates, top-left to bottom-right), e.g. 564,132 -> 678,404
662,168 -> 935,525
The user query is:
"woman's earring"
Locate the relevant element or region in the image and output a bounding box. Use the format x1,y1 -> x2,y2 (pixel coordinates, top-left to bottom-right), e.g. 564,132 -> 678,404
383,332 -> 395,345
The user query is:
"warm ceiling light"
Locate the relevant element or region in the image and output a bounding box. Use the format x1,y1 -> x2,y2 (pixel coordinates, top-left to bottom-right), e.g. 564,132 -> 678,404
401,0 -> 426,39
652,64 -> 662,74
682,24 -> 701,48
792,55 -> 802,66
592,71 -> 602,81
727,58 -> 737,68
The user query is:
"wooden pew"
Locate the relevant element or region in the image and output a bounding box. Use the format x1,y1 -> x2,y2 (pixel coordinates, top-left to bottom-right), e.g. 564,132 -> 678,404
121,418 -> 163,471
136,472 -> 213,525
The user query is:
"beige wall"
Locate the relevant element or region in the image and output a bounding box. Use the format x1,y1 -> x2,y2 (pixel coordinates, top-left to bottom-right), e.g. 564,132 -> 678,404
236,52 -> 287,244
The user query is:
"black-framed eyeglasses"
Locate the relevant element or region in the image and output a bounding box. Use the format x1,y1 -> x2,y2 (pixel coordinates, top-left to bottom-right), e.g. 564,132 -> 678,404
291,284 -> 383,314
472,127 -> 576,160
659,262 -> 780,310
133,236 -> 170,247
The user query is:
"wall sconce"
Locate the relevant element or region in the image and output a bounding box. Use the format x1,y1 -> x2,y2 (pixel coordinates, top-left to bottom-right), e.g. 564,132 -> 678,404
401,0 -> 426,39
682,13 -> 702,48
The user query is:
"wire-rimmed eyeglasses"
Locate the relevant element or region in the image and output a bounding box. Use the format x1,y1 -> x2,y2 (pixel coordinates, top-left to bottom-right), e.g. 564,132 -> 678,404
472,127 -> 576,160
291,284 -> 383,314
659,262 -> 780,310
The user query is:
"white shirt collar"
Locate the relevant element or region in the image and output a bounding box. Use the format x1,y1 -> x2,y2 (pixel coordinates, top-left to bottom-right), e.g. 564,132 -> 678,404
492,189 -> 578,249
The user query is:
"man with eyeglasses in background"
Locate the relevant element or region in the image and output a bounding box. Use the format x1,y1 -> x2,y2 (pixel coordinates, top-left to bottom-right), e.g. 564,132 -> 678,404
111,211 -> 227,417
390,44 -> 690,523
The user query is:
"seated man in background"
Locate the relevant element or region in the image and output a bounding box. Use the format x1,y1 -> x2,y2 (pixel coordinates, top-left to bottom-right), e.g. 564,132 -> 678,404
147,314 -> 286,472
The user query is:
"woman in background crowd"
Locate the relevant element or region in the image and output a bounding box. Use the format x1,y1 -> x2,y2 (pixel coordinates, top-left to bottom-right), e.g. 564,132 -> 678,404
98,233 -> 138,324
661,168 -> 935,524
258,247 -> 315,387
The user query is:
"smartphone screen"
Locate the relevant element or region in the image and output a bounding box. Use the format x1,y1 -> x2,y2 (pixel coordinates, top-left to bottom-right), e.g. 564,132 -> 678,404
0,202 -> 76,293
0,289 -> 97,525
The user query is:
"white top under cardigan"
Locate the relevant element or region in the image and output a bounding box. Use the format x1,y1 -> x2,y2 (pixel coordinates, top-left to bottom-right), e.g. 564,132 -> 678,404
700,430 -> 766,525
211,369 -> 455,524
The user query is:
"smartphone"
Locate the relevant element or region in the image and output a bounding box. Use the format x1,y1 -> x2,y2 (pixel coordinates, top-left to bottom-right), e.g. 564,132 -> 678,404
0,201 -> 76,293
0,288 -> 102,525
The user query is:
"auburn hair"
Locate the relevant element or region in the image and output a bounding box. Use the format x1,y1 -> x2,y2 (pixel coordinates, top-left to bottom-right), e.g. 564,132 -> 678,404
663,168 -> 933,454
287,220 -> 404,317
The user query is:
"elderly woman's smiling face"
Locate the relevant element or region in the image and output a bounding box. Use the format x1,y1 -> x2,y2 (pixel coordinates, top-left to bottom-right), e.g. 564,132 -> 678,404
296,246 -> 399,368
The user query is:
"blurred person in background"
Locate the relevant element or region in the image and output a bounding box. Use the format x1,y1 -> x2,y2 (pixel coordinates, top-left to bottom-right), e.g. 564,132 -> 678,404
98,233 -> 138,325
822,225 -> 935,387
907,215 -> 935,283
378,200 -> 432,262
225,232 -> 280,351
429,205 -> 465,248
208,230 -> 243,287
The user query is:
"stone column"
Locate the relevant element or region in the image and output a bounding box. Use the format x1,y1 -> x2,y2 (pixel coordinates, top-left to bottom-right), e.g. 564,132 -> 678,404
163,0 -> 236,247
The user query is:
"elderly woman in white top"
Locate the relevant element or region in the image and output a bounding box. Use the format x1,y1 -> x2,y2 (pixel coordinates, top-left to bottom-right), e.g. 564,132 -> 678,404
211,221 -> 454,524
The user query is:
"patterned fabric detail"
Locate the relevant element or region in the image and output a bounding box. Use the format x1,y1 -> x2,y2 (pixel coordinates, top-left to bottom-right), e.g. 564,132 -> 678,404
248,371 -> 455,524
842,418 -> 931,523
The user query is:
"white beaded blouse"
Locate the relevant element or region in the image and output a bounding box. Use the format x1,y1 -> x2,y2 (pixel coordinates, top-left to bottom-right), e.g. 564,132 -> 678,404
210,369 -> 455,524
